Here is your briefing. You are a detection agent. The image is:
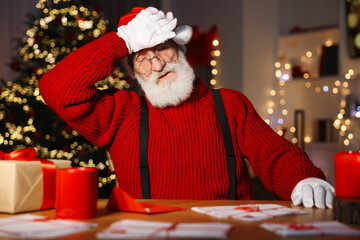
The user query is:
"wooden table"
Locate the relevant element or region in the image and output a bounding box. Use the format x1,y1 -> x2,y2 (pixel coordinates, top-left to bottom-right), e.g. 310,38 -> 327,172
1,199 -> 359,240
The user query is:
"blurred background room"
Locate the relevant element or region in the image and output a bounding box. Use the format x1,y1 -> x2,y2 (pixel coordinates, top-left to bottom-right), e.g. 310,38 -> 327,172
1,0 -> 359,199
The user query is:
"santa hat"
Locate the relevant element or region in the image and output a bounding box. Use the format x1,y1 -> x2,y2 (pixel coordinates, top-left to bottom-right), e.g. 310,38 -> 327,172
119,7 -> 193,79
118,7 -> 193,50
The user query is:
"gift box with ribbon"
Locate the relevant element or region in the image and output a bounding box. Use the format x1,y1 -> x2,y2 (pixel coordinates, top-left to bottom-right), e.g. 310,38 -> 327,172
0,148 -> 71,213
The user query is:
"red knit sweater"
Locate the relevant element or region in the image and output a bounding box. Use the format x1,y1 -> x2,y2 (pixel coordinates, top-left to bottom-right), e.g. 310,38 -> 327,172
39,32 -> 325,200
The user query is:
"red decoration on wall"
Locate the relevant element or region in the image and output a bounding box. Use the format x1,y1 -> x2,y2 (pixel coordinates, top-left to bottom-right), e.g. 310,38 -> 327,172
186,25 -> 218,67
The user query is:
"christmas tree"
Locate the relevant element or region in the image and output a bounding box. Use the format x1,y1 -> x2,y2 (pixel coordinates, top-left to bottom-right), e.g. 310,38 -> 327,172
0,0 -> 129,197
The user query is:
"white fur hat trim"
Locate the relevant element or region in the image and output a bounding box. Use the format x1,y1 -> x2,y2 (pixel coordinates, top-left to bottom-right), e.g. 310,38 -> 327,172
173,25 -> 193,45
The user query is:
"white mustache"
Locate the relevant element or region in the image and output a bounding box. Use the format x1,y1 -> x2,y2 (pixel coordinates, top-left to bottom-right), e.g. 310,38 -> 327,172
151,64 -> 177,84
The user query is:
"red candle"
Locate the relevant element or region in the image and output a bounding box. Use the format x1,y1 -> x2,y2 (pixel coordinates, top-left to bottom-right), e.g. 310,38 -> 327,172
56,167 -> 98,219
334,151 -> 360,198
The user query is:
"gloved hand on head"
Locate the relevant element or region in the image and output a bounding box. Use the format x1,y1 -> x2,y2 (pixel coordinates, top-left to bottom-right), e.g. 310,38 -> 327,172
291,177 -> 335,209
117,7 -> 193,54
117,7 -> 177,53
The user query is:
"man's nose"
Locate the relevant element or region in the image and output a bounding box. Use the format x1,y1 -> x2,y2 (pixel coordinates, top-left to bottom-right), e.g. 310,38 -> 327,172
150,56 -> 165,72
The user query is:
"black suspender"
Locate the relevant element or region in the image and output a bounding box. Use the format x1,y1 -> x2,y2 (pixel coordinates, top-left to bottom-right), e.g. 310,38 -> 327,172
211,89 -> 237,200
139,96 -> 151,199
138,90 -> 237,200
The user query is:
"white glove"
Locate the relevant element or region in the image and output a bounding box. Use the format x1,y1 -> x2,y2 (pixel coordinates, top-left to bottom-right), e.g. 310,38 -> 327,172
117,7 -> 177,54
291,177 -> 334,209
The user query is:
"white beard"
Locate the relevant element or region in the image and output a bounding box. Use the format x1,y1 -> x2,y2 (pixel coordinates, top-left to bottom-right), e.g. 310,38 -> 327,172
135,51 -> 195,108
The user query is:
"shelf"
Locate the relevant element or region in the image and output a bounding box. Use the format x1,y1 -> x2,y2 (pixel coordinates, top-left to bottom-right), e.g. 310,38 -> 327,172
275,0 -> 360,180
278,28 -> 339,81
279,28 -> 339,41
290,75 -> 338,82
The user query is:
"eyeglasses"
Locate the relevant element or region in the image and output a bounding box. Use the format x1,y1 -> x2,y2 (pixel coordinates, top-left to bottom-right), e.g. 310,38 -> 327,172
133,43 -> 178,75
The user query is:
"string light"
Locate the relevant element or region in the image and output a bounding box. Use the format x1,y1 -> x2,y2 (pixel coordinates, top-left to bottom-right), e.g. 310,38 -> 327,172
332,69 -> 359,147
270,64 -> 357,147
210,39 -> 220,87
272,37 -> 357,147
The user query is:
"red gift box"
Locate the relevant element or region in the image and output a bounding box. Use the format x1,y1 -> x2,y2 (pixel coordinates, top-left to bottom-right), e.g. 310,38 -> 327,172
0,148 -> 71,213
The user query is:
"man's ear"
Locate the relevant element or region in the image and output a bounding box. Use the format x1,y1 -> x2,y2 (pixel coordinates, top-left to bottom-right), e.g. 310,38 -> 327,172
122,57 -> 136,79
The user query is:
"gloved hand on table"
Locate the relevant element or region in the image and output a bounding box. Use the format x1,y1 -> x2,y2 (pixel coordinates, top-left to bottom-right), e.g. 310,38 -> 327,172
291,177 -> 335,209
